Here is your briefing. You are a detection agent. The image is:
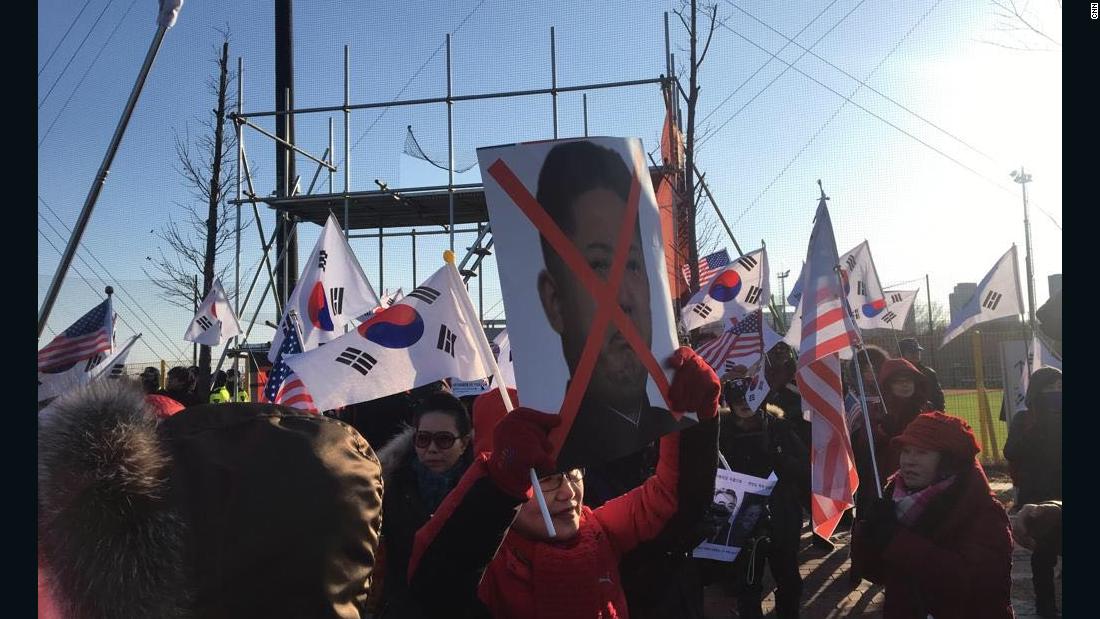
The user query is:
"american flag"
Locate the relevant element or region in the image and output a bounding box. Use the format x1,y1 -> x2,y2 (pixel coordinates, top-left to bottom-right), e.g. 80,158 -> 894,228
265,320 -> 318,413
38,298 -> 113,372
696,309 -> 764,371
682,249 -> 730,289
794,195 -> 860,540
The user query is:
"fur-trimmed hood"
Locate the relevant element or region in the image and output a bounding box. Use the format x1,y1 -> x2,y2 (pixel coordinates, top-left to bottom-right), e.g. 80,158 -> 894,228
38,380 -> 383,619
38,379 -> 191,618
378,425 -> 416,484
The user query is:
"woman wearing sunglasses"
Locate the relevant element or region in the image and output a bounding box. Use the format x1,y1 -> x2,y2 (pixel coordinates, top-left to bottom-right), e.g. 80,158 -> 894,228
374,391 -> 474,616
399,347 -> 721,619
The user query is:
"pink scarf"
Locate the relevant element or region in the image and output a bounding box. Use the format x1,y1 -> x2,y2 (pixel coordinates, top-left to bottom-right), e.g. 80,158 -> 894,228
891,474 -> 956,526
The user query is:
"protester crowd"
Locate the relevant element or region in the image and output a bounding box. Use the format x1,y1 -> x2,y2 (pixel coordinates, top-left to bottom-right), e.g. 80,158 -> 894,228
36,329 -> 1062,619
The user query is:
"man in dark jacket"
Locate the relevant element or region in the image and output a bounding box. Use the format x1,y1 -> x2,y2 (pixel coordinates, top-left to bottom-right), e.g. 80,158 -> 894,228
712,379 -> 810,619
898,337 -> 945,411
38,380 -> 383,619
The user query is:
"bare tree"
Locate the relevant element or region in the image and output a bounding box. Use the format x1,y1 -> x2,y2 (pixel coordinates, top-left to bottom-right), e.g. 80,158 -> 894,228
980,0 -> 1062,51
911,298 -> 948,335
145,32 -> 246,377
673,0 -> 721,290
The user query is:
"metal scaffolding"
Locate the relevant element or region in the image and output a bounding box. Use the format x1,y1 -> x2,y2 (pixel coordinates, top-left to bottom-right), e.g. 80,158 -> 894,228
225,19 -> 688,360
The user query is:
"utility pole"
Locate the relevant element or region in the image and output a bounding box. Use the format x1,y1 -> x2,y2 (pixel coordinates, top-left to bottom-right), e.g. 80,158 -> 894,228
777,269 -> 790,331
926,273 -> 936,370
274,0 -> 298,308
1011,166 -> 1037,374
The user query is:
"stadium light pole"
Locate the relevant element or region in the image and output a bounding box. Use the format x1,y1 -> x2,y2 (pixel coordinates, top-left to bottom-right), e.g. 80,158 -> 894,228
1011,168 -> 1037,330
776,269 -> 791,331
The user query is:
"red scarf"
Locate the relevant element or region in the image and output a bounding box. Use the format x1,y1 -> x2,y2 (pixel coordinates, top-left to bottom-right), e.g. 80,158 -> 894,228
891,474 -> 956,526
490,508 -> 624,619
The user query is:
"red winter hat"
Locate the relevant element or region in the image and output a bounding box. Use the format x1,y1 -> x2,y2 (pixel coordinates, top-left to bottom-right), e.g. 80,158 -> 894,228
891,412 -> 981,461
472,387 -> 518,455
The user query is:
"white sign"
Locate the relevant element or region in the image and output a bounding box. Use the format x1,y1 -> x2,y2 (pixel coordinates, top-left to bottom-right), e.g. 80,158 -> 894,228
693,469 -> 779,562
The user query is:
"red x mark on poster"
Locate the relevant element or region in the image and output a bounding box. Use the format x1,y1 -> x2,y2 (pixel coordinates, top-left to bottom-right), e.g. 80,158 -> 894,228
487,158 -> 676,456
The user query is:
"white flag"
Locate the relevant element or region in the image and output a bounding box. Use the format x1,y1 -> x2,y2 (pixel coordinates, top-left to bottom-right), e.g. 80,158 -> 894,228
838,241 -> 888,330
270,215 -> 380,360
89,334 -> 142,381
681,247 -> 769,332
287,263 -> 495,411
869,289 -> 919,331
941,246 -> 1024,347
184,278 -> 241,347
157,0 -> 184,28
493,329 -> 516,388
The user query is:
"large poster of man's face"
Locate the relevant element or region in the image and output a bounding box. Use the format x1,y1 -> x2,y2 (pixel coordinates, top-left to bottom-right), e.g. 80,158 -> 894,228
478,137 -> 692,470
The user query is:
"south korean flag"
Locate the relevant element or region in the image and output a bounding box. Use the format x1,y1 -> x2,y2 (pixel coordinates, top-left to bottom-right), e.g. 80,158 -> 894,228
681,247 -> 769,332
184,278 -> 241,347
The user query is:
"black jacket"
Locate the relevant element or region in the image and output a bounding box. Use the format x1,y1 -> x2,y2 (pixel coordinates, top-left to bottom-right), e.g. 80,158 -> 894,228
375,427 -> 472,616
717,407 -> 810,543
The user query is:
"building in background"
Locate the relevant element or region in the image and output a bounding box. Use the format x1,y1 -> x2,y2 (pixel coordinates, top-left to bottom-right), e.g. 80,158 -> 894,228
1048,274 -> 1062,297
948,283 -> 978,324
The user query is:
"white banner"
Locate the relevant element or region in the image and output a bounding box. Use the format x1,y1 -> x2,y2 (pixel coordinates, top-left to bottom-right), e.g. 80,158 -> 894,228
694,469 -> 778,562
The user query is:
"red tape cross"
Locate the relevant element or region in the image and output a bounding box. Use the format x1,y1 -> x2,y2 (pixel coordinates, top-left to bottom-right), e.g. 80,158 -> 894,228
487,158 -> 673,456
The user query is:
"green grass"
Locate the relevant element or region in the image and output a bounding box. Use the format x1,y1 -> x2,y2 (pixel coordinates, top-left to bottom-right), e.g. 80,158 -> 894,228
943,388 -> 1007,459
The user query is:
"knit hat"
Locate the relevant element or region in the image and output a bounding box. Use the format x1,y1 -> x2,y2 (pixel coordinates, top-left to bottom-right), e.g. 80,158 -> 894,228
472,387 -> 519,455
890,411 -> 981,460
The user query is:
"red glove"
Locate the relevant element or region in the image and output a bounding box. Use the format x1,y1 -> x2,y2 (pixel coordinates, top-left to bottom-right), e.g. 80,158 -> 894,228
667,346 -> 721,421
487,407 -> 560,499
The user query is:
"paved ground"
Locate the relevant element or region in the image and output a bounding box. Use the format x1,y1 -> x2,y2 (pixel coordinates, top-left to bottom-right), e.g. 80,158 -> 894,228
702,481 -> 1062,617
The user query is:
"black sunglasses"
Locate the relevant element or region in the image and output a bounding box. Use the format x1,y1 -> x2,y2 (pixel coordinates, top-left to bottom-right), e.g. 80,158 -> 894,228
414,431 -> 465,450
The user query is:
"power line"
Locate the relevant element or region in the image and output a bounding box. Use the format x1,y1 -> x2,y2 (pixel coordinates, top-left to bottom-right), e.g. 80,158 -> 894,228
38,212 -> 186,360
39,0 -> 95,77
37,229 -> 163,360
39,196 -> 190,360
697,0 -> 842,129
721,0 -> 994,162
338,0 -> 490,168
697,0 -> 870,151
38,0 -> 116,109
725,0 -> 947,226
39,0 -> 140,148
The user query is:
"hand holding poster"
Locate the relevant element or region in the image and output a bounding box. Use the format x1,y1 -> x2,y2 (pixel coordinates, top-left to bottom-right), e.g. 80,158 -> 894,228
478,137 -> 693,471
694,469 -> 779,562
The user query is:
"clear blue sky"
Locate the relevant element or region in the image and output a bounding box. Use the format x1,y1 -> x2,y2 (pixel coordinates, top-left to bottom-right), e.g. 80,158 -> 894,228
38,0 -> 1062,365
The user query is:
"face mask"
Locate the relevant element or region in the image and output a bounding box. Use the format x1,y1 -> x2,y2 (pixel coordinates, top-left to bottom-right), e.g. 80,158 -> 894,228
1037,391 -> 1061,414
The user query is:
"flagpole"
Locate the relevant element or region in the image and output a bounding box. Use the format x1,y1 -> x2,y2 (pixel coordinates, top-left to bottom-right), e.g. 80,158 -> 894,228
836,267 -> 884,498
443,250 -> 557,539
38,22 -> 173,338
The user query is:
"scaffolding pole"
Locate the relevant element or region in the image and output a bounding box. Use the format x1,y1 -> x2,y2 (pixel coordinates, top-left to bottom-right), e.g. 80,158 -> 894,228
446,34 -> 455,252
344,45 -> 351,238
551,26 -> 558,138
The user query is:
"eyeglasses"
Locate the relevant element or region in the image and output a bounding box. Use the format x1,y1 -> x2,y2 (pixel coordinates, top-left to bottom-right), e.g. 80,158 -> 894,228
414,431 -> 464,450
537,469 -> 585,493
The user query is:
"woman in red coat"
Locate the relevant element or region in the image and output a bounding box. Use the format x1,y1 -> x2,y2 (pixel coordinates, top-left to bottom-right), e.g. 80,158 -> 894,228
851,412 -> 1014,618
398,347 -> 721,619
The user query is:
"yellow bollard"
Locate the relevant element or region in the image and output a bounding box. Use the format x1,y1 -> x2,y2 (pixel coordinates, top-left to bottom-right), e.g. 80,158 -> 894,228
971,330 -> 1002,464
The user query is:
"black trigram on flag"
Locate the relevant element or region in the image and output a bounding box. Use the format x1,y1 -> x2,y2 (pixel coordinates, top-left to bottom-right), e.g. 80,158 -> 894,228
196,316 -> 213,331
109,364 -> 125,378
336,347 -> 378,376
84,352 -> 106,372
330,287 -> 345,315
857,281 -> 866,296
744,285 -> 762,304
437,324 -> 457,357
736,254 -> 758,271
881,311 -> 898,324
318,250 -> 329,271
982,291 -> 1003,310
693,303 -> 712,319
890,293 -> 904,304
408,286 -> 441,304
846,255 -> 857,271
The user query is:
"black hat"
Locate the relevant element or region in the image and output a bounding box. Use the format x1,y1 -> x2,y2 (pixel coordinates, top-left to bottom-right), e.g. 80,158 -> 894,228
899,338 -> 923,354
